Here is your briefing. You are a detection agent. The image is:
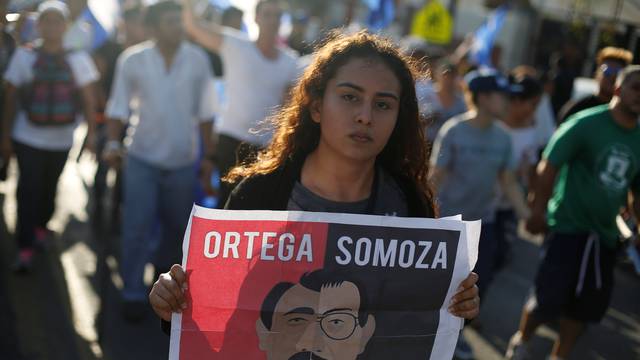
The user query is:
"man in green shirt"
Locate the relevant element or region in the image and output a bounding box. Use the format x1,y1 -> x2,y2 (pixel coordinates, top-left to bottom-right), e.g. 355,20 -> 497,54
506,65 -> 640,360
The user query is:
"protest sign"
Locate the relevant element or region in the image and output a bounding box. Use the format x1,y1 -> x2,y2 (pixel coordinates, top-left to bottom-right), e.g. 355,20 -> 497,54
169,206 -> 480,359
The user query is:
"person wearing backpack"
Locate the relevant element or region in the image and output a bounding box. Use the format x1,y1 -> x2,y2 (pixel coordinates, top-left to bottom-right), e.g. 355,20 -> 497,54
0,1 -> 98,273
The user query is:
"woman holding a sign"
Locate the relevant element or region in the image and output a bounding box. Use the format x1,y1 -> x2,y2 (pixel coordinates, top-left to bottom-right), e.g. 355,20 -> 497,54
150,30 -> 480,358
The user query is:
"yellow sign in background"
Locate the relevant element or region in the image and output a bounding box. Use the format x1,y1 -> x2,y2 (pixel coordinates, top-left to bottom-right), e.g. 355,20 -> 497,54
411,1 -> 454,45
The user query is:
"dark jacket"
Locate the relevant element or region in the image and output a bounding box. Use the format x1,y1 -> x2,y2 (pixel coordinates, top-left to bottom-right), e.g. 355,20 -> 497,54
224,155 -> 435,218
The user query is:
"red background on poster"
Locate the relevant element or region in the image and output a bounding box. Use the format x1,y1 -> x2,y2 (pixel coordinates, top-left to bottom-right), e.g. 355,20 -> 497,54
179,217 -> 328,359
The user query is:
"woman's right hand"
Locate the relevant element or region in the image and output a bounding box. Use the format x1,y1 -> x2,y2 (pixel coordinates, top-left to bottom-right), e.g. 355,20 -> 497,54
149,264 -> 188,322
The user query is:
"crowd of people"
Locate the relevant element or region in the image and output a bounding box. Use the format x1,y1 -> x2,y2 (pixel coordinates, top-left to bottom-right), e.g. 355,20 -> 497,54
1,1 -> 639,360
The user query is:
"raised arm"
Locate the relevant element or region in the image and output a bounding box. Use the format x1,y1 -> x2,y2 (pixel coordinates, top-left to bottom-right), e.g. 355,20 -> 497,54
183,0 -> 224,52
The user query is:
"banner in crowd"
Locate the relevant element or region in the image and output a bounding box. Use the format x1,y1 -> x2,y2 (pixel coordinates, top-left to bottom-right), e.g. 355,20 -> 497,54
410,0 -> 453,45
364,0 -> 395,31
169,206 -> 480,360
470,4 -> 509,68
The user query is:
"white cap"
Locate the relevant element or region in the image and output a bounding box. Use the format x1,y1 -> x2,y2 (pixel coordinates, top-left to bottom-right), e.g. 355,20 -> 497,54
37,0 -> 71,21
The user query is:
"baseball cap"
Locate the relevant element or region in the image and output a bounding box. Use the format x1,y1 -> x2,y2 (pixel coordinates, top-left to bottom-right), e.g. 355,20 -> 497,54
37,0 -> 70,21
464,69 -> 512,94
509,75 -> 543,99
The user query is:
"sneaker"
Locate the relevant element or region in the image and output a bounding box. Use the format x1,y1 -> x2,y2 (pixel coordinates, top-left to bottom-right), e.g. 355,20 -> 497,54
12,248 -> 34,274
505,332 -> 531,360
454,332 -> 474,360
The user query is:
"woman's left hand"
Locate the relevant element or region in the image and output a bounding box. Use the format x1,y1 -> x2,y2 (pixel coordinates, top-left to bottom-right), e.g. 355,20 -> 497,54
448,272 -> 479,319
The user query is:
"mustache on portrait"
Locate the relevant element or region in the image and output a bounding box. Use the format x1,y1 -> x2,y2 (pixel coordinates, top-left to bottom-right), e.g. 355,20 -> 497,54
288,352 -> 327,360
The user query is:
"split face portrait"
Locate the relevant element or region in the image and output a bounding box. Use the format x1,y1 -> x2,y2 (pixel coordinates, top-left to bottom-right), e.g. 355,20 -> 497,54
256,269 -> 376,360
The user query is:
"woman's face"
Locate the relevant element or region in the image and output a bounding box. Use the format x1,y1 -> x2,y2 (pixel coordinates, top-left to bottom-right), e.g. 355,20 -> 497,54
37,12 -> 67,43
311,57 -> 401,164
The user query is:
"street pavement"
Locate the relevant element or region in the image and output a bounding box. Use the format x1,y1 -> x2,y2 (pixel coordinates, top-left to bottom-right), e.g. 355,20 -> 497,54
1,143 -> 639,360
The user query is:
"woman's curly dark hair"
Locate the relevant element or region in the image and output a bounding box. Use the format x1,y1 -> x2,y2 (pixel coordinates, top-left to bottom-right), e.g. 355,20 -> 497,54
225,30 -> 436,214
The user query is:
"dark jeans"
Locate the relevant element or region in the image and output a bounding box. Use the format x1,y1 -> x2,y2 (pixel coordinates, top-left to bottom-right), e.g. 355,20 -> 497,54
90,122 -> 125,231
14,141 -> 69,249
494,209 -> 517,271
216,134 -> 261,209
473,222 -> 496,300
120,156 -> 195,301
93,123 -> 109,210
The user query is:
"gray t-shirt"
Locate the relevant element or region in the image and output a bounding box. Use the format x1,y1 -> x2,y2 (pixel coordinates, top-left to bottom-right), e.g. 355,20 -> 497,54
287,168 -> 409,216
430,113 -> 516,222
427,94 -> 468,143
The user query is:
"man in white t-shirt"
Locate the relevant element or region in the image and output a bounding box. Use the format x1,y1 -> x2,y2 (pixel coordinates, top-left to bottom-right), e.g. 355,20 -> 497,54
183,0 -> 299,207
0,1 -> 98,272
103,0 -> 216,322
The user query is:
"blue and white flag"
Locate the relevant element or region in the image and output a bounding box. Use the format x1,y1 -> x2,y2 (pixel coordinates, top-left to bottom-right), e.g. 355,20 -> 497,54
8,0 -> 119,49
82,0 -> 119,50
470,4 -> 509,68
365,0 -> 395,31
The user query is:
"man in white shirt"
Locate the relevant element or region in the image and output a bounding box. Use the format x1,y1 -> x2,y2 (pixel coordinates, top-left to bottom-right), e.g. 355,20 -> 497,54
183,0 -> 299,207
1,1 -> 98,273
103,0 -> 216,321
